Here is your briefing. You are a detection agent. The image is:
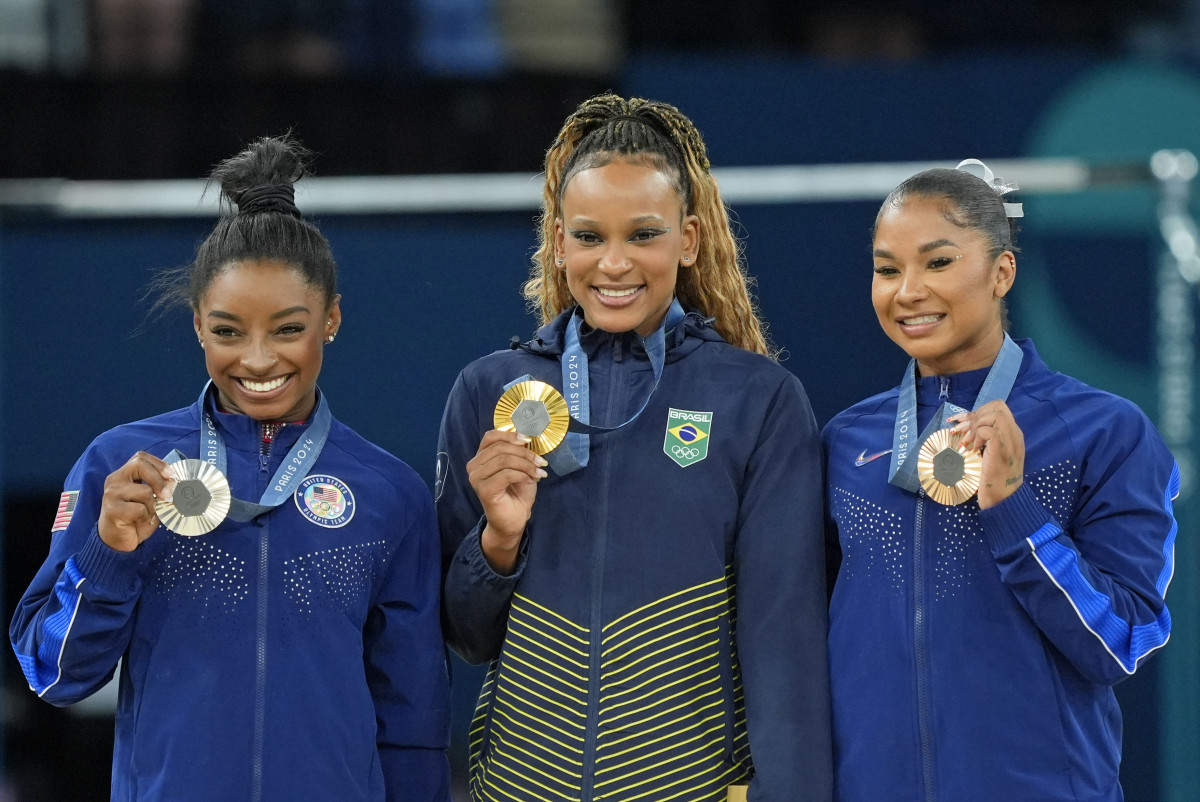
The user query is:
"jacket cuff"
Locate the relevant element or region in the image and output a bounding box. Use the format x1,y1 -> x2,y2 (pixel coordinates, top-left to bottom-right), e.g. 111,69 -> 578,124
72,525 -> 148,596
979,483 -> 1054,554
456,519 -> 527,588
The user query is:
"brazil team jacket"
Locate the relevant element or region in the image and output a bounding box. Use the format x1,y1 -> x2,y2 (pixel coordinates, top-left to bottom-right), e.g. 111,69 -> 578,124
10,388 -> 451,801
823,338 -> 1179,802
436,308 -> 833,802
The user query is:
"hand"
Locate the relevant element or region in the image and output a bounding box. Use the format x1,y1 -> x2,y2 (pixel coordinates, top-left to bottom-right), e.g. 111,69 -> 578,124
98,452 -> 173,552
467,430 -> 548,575
949,400 -> 1025,509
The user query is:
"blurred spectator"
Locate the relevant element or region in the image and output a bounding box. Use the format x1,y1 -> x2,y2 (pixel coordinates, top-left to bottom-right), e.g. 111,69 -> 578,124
196,0 -> 347,76
91,0 -> 191,75
0,0 -> 87,73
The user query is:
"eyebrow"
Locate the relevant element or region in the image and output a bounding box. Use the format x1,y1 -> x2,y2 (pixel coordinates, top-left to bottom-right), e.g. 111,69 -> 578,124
873,239 -> 959,259
206,306 -> 312,321
568,214 -> 669,227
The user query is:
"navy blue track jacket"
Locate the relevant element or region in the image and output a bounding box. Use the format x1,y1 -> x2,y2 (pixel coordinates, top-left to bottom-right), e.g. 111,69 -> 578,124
11,388 -> 451,801
437,308 -> 833,802
823,339 -> 1179,801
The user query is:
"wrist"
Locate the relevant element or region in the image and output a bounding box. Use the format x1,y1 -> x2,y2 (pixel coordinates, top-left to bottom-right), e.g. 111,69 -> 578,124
481,523 -> 524,576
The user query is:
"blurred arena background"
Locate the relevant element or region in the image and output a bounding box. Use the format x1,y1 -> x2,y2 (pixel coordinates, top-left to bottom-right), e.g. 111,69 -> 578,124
1,1 -> 1198,800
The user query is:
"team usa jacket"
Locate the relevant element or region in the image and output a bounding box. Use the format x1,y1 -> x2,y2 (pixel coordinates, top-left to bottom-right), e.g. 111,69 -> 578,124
823,338 -> 1179,802
11,387 -> 451,801
436,308 -> 833,802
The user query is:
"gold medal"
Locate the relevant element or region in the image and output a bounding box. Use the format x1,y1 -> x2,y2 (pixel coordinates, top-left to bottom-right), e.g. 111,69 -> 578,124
155,459 -> 232,536
494,380 -> 570,455
917,428 -> 982,506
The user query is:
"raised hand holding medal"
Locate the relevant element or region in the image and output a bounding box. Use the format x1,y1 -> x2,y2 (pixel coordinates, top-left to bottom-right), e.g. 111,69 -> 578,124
947,400 -> 1025,509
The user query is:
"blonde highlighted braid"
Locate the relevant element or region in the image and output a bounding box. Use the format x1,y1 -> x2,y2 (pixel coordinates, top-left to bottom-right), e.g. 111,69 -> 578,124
524,93 -> 774,357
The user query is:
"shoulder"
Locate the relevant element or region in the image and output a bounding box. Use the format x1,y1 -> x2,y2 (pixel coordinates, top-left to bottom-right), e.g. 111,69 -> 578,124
324,420 -> 429,500
1016,355 -> 1155,434
822,386 -> 897,443
85,406 -> 197,462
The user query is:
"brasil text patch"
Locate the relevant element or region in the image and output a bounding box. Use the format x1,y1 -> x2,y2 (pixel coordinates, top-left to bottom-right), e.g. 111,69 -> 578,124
664,408 -> 712,467
295,475 -> 355,528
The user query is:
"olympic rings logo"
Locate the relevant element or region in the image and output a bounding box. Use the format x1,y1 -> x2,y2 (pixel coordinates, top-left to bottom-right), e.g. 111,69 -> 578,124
671,445 -> 701,459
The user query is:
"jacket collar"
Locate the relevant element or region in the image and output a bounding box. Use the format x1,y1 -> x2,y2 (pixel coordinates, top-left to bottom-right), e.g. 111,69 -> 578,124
520,305 -> 723,361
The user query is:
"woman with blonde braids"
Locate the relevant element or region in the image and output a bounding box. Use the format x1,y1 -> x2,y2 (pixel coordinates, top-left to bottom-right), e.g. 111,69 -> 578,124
437,93 -> 831,801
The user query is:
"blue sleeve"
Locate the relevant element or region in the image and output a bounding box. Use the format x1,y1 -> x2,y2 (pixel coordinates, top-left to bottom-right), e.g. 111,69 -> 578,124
436,371 -> 526,665
365,477 -> 452,800
9,445 -> 151,706
738,375 -> 833,802
979,404 -> 1179,686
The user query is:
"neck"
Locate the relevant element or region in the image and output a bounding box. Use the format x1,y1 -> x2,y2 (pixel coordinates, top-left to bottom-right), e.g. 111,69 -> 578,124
915,329 -> 1006,377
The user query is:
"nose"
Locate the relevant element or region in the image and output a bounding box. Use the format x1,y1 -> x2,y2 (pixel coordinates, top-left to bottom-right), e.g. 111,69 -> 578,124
240,336 -> 278,374
598,242 -> 632,274
897,270 -> 927,302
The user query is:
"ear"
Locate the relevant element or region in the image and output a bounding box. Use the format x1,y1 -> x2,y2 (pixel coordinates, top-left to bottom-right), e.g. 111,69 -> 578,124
193,312 -> 203,341
554,219 -> 566,264
326,295 -> 342,333
680,213 -> 700,267
994,251 -> 1016,299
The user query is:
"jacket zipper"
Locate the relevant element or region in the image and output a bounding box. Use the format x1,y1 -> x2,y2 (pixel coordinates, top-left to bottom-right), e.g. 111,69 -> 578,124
581,338 -> 624,802
915,491 -> 935,801
251,437 -> 271,802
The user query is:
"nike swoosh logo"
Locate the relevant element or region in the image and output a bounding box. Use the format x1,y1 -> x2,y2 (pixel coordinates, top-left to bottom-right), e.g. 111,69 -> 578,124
855,449 -> 892,467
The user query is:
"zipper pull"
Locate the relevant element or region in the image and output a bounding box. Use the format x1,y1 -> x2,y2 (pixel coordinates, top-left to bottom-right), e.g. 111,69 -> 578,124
939,375 -> 950,401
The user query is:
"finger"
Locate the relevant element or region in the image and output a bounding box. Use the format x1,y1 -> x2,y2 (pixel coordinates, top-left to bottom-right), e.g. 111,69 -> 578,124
115,452 -> 174,501
469,451 -> 548,485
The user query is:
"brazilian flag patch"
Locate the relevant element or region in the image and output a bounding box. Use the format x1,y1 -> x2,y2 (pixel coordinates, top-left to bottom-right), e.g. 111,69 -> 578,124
663,408 -> 712,467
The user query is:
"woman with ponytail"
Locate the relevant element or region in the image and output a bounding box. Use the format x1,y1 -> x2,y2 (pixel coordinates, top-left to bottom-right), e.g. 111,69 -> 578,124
11,136 -> 451,801
437,94 -> 832,801
823,162 -> 1179,800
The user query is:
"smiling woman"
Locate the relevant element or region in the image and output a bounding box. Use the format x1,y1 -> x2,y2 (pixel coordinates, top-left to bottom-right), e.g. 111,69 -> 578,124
823,162 -> 1180,801
9,136 -> 451,801
437,93 -> 832,802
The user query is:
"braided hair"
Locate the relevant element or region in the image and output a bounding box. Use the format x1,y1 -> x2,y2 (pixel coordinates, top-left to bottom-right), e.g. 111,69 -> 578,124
526,93 -> 773,356
150,135 -> 338,314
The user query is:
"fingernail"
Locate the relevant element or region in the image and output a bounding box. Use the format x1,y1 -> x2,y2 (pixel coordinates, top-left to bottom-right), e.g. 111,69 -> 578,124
516,435 -> 532,444
160,487 -> 173,503
536,468 -> 548,479
534,456 -> 548,467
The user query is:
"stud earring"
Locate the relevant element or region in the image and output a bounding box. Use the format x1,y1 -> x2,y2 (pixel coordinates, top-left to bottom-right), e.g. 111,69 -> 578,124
682,256 -> 691,263
556,259 -> 564,266
325,334 -> 336,344
198,339 -> 204,348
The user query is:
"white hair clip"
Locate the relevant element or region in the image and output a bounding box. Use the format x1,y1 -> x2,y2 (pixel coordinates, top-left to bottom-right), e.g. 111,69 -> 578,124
956,158 -> 1024,218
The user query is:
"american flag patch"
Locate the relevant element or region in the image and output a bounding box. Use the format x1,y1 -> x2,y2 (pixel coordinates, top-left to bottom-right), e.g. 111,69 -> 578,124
52,491 -> 80,532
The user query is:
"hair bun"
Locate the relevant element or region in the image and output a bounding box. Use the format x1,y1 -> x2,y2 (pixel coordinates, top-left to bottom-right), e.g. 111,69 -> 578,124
210,135 -> 311,217
235,183 -> 301,218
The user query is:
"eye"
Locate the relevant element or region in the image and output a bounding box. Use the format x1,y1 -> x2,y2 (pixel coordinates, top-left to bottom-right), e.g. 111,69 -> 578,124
873,264 -> 899,277
212,326 -> 239,338
928,255 -> 960,269
629,227 -> 669,243
277,323 -> 306,336
569,229 -> 601,245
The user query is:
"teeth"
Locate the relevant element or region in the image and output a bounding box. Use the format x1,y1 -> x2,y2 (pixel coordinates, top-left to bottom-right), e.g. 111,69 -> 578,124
597,286 -> 640,298
902,314 -> 942,325
240,376 -> 287,393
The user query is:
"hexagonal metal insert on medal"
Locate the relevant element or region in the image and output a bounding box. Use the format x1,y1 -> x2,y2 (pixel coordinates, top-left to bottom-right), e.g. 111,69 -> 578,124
932,447 -> 966,485
172,478 -> 212,516
512,399 -> 551,437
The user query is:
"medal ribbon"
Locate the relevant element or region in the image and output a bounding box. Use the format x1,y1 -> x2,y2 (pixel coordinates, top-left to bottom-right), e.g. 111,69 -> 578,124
888,334 -> 1022,494
535,299 -> 685,475
166,382 -> 332,522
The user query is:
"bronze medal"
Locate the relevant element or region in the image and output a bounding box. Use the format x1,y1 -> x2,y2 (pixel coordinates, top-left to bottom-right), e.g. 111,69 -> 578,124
916,428 -> 982,506
494,380 -> 570,456
155,459 -> 232,536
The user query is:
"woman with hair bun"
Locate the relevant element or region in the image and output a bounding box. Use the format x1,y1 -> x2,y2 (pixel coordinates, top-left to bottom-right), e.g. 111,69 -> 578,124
437,93 -> 832,801
10,136 -> 451,801
823,161 -> 1180,800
